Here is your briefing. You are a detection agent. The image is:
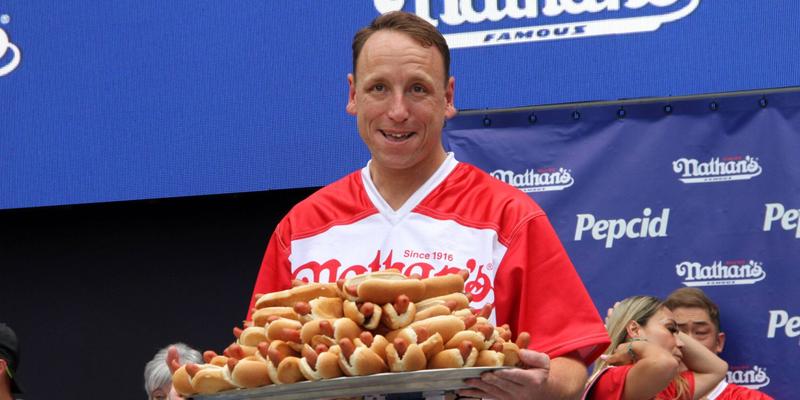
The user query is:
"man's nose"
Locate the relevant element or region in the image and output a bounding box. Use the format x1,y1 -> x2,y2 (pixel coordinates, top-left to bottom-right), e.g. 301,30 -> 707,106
387,93 -> 410,122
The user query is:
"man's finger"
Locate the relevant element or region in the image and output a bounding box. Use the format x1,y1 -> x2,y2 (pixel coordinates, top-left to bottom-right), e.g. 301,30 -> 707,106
461,377 -> 513,400
518,349 -> 550,369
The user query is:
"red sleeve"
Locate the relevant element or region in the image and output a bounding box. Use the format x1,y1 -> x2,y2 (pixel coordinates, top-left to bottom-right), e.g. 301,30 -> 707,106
244,219 -> 294,321
722,384 -> 775,400
586,365 -> 631,400
494,213 -> 610,364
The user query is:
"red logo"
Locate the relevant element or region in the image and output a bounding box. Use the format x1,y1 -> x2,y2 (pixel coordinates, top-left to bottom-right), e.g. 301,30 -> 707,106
292,250 -> 494,302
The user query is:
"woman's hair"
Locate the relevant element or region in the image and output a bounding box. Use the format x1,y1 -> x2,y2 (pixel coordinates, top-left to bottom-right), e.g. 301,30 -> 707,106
590,296 -> 689,400
144,342 -> 202,396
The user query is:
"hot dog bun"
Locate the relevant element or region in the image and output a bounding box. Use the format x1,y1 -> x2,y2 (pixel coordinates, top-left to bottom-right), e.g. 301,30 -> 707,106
342,271 -> 426,304
298,344 -> 343,381
336,337 -> 389,376
228,356 -> 271,388
475,349 -> 505,367
386,338 -> 427,372
428,341 -> 478,369
420,271 -> 468,299
256,282 -> 339,309
343,300 -> 383,330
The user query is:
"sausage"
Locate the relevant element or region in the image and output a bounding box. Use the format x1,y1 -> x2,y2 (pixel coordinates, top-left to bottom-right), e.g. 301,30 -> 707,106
459,341 -> 474,364
293,301 -> 311,316
393,338 -> 409,358
339,338 -> 356,360
394,295 -> 410,314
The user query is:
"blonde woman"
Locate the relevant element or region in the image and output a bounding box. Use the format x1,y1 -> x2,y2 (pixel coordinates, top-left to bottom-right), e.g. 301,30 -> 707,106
584,296 -> 727,400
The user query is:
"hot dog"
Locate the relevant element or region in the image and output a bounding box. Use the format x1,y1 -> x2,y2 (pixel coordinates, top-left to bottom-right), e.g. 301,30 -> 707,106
298,343 -> 343,381
252,306 -> 301,327
255,282 -> 340,309
428,340 -> 478,369
300,318 -> 362,347
294,297 -> 344,323
340,270 -> 426,304
420,269 -> 469,299
185,363 -> 237,394
265,318 -> 303,344
388,315 -> 465,344
343,300 -> 383,330
381,295 -> 417,329
385,338 -> 427,372
264,341 -> 305,384
336,337 -> 389,376
475,349 -> 505,367
227,356 -> 271,388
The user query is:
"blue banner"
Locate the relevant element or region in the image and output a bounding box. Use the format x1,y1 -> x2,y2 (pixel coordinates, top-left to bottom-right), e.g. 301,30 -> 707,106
443,89 -> 800,398
1,1 -> 799,209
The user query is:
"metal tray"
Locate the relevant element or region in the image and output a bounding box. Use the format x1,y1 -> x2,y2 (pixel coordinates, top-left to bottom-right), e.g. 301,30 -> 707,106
191,366 -> 508,400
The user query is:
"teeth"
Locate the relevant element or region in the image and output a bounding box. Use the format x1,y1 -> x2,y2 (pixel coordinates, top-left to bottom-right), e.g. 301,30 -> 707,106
382,130 -> 412,139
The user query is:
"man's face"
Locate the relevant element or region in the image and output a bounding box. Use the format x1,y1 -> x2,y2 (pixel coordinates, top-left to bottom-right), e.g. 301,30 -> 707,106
347,30 -> 456,174
672,306 -> 725,354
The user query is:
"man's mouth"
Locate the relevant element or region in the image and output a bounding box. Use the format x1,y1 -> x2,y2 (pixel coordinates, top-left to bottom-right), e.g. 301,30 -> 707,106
380,130 -> 415,142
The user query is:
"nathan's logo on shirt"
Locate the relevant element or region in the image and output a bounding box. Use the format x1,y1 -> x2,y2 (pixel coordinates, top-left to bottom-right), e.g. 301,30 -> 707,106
675,259 -> 766,287
0,13 -> 22,77
672,155 -> 762,184
574,208 -> 669,248
763,203 -> 800,239
291,249 -> 495,303
373,0 -> 700,49
767,310 -> 800,344
727,365 -> 771,390
490,167 -> 574,193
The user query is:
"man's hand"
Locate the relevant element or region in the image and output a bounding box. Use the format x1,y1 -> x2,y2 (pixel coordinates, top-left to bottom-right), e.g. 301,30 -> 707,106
458,349 -> 551,400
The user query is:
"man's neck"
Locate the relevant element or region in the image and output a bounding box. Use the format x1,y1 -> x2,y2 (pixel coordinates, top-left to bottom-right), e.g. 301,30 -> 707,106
369,152 -> 447,211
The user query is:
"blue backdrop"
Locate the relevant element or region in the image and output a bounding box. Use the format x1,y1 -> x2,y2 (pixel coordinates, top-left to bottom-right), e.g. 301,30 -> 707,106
1,1 -> 799,209
444,89 -> 800,398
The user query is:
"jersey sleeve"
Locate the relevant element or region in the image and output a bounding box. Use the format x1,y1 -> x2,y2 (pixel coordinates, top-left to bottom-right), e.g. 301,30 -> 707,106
493,212 -> 610,364
244,219 -> 294,322
585,365 -> 630,400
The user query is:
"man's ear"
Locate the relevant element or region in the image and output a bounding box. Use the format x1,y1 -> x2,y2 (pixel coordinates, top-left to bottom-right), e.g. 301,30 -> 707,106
0,358 -> 6,375
715,331 -> 726,354
625,320 -> 642,339
444,76 -> 457,119
346,73 -> 357,116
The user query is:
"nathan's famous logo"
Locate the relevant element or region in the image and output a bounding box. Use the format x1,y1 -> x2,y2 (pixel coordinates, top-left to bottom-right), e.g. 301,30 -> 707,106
291,250 -> 494,303
574,207 -> 669,248
0,13 -> 21,77
675,259 -> 766,287
672,155 -> 762,184
767,310 -> 800,345
763,203 -> 800,239
373,0 -> 700,48
491,167 -> 574,193
727,365 -> 771,390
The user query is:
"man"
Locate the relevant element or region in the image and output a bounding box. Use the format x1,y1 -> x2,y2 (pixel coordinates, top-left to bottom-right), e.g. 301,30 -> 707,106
665,288 -> 773,400
0,323 -> 23,400
247,11 -> 609,399
146,343 -> 203,400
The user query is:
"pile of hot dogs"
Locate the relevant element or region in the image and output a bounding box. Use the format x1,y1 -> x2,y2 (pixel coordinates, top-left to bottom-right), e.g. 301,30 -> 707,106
171,270 -> 530,396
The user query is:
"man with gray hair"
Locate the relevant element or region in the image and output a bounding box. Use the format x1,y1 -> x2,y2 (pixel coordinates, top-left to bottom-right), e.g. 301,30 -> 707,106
145,343 -> 202,400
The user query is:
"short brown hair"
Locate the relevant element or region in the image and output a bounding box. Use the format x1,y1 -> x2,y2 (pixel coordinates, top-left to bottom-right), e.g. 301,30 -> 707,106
352,11 -> 450,82
664,287 -> 722,332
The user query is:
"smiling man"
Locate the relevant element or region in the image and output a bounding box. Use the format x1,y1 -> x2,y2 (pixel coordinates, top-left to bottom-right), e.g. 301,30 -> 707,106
246,11 -> 609,399
665,288 -> 774,400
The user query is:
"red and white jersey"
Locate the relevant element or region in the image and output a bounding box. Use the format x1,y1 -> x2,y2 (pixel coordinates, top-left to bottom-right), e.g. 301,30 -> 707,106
706,380 -> 774,400
248,154 -> 609,362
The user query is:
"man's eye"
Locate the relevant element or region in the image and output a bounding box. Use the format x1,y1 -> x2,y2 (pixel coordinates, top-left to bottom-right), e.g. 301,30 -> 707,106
372,84 -> 385,92
411,84 -> 426,93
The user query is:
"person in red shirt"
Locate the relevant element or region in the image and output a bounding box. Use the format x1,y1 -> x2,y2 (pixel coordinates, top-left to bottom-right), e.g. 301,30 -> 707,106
664,288 -> 774,400
585,296 -> 728,400
245,10 -> 610,400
